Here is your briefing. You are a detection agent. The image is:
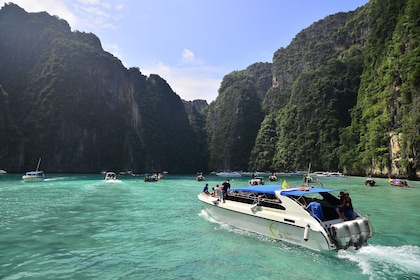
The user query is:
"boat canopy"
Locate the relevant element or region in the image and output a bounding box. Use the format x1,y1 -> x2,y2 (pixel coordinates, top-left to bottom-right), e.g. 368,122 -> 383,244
230,185 -> 334,196
280,187 -> 334,196
25,171 -> 43,175
230,185 -> 282,194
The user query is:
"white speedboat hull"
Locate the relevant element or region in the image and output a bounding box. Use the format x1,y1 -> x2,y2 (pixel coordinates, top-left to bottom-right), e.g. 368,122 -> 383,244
200,196 -> 332,251
22,175 -> 45,182
198,185 -> 373,251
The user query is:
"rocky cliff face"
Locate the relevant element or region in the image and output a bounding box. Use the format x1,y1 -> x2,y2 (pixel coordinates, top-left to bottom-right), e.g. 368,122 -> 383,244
0,3 -> 202,173
0,2 -> 418,178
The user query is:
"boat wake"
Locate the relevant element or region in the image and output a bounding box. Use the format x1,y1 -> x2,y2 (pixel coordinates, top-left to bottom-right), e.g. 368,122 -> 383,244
44,176 -> 78,181
104,179 -> 123,183
337,244 -> 420,278
198,209 -> 281,244
198,209 -> 220,224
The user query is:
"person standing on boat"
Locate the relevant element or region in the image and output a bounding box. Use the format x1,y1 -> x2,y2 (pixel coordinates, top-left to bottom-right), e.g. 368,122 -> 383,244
305,197 -> 324,221
221,179 -> 231,203
214,184 -> 221,198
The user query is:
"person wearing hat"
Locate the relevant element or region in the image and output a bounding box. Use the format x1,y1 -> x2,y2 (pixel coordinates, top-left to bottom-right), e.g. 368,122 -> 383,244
305,197 -> 324,220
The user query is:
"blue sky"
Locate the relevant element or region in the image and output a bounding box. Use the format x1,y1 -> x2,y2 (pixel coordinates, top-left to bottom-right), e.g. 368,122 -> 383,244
4,0 -> 369,102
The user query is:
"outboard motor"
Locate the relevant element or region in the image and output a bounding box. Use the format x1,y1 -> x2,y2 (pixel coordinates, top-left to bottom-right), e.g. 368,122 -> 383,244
331,223 -> 352,249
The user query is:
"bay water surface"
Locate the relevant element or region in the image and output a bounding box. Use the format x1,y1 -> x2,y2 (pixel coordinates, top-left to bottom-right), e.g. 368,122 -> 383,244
1,173 -> 419,279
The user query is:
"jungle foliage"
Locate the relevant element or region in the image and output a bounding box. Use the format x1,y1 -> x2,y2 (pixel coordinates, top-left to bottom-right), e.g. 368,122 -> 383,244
0,1 -> 419,178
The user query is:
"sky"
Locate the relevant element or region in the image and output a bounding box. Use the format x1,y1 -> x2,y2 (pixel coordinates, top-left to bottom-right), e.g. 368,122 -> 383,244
3,0 -> 369,102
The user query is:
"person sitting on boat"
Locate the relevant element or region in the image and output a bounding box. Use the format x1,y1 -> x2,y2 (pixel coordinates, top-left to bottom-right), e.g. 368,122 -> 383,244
210,187 -> 215,197
335,191 -> 346,219
305,197 -> 324,221
341,191 -> 354,220
202,183 -> 210,195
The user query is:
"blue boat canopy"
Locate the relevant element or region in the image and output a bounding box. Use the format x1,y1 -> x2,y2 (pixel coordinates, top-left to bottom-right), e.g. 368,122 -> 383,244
280,187 -> 334,196
230,185 -> 334,196
25,171 -> 43,175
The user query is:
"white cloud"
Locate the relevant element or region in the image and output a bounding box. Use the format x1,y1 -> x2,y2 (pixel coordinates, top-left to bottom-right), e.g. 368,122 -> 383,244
181,49 -> 195,64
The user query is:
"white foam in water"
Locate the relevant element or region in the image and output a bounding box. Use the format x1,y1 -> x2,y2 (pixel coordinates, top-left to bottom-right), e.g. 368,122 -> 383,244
338,244 -> 420,277
198,209 -> 220,224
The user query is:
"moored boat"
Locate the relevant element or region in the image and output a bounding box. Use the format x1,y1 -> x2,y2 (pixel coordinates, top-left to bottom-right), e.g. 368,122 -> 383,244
22,158 -> 45,182
198,184 -> 373,251
0,169 -> 7,174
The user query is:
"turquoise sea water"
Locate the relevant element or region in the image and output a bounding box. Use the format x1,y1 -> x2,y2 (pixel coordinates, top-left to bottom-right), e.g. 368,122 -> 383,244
0,173 -> 419,280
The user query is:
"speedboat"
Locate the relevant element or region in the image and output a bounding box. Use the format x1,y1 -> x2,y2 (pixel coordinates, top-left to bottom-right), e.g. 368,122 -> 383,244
22,171 -> 45,182
216,171 -> 242,177
196,173 -> 205,181
104,172 -> 117,181
22,158 -> 45,182
248,177 -> 264,185
268,174 -> 277,181
0,169 -> 7,174
198,184 -> 373,251
365,176 -> 376,187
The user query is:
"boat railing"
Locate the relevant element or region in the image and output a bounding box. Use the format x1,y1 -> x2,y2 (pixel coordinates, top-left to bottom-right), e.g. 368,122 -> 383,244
227,191 -> 285,210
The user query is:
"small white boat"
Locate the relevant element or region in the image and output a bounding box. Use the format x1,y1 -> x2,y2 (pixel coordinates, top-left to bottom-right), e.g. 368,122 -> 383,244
0,169 -> 7,174
268,174 -> 277,181
365,176 -> 376,187
104,172 -> 117,181
22,158 -> 45,182
198,184 -> 373,251
216,171 -> 242,177
248,177 -> 264,185
196,173 -> 205,181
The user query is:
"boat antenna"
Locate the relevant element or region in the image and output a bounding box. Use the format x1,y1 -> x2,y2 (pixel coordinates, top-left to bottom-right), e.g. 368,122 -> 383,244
36,158 -> 42,172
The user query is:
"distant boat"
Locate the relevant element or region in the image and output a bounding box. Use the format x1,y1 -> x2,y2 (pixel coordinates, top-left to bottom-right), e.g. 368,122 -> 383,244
216,171 -> 242,177
268,174 -> 277,181
0,169 -> 7,174
248,177 -> 264,185
144,173 -> 158,182
388,177 -> 411,188
22,158 -> 45,182
365,176 -> 376,187
105,172 -> 117,181
196,173 -> 205,181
